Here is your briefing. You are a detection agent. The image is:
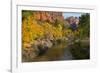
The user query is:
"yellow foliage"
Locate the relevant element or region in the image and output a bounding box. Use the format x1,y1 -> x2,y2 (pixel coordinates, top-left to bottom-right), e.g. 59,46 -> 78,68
42,23 -> 63,39
22,16 -> 44,48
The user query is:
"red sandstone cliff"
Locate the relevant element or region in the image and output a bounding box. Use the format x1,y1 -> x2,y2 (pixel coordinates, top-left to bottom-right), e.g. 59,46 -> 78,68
33,11 -> 64,23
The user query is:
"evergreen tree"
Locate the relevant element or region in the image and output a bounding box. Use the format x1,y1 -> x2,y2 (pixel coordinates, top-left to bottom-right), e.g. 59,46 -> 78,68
79,13 -> 90,38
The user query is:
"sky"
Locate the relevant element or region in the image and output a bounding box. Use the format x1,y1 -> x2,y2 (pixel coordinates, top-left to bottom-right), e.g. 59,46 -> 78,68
62,12 -> 83,19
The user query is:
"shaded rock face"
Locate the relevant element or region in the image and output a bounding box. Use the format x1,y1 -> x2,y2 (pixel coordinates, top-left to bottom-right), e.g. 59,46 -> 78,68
66,16 -> 79,25
65,16 -> 80,31
33,11 -> 64,23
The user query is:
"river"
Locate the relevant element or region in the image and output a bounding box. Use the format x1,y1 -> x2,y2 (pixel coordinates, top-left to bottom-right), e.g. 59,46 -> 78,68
32,39 -> 90,62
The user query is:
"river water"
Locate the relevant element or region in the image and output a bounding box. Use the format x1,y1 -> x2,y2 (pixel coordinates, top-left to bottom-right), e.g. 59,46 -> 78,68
33,42 -> 74,61
32,39 -> 90,61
